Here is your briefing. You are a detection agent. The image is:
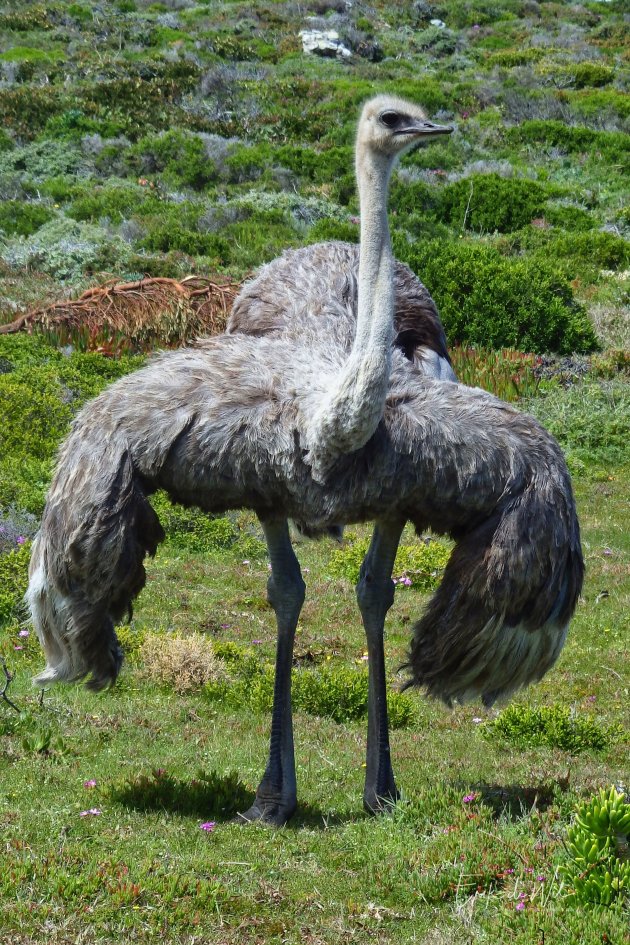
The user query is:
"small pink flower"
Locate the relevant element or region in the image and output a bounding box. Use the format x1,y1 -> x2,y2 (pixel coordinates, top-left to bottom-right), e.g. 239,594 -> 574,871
83,779 -> 97,788
200,821 -> 215,832
504,868 -> 515,874
18,630 -> 30,638
516,901 -> 525,911
251,639 -> 262,645
80,808 -> 101,817
16,536 -> 26,545
536,875 -> 546,882
463,793 -> 477,804
13,645 -> 23,651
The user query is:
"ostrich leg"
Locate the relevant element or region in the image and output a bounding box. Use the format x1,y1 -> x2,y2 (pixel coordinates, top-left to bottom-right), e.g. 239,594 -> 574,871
356,519 -> 405,813
239,518 -> 305,825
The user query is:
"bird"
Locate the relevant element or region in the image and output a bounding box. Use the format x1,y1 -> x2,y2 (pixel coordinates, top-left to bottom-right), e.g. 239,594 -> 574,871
27,96 -> 583,826
228,241 -> 457,383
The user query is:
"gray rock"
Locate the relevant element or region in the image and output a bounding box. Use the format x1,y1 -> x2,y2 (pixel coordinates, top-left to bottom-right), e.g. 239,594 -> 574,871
299,29 -> 352,59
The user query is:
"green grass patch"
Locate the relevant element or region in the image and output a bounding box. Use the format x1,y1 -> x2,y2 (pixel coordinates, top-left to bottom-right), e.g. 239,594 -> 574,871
482,703 -> 624,753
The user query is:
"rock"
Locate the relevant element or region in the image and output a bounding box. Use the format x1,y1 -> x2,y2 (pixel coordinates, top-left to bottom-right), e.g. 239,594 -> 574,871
299,29 -> 352,59
429,18 -> 447,28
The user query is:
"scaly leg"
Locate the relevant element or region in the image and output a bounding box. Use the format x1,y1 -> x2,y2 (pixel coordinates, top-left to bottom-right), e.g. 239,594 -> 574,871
238,518 -> 305,825
356,519 -> 405,814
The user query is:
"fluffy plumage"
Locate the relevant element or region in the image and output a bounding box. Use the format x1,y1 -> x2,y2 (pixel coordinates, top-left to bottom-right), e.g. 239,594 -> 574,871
28,324 -> 582,702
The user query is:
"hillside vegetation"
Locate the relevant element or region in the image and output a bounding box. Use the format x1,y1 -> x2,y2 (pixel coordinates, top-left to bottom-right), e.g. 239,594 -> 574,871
0,2 -> 628,944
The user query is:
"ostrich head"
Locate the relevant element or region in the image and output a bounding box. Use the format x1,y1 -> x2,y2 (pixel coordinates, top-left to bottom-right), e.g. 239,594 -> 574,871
356,94 -> 452,163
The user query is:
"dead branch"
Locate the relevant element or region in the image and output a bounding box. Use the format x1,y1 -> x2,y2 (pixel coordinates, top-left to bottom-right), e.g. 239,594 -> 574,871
0,656 -> 20,713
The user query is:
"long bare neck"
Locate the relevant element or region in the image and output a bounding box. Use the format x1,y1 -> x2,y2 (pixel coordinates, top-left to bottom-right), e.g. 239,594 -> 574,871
307,145 -> 395,478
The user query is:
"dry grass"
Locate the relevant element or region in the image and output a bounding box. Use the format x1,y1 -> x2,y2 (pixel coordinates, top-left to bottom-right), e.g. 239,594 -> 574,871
139,632 -> 228,693
0,276 -> 241,352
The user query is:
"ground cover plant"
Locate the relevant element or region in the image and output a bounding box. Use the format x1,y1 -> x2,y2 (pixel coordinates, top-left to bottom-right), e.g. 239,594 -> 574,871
0,1 -> 629,943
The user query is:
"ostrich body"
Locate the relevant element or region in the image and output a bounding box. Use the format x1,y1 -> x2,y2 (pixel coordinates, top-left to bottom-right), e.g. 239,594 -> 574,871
229,241 -> 457,382
27,98 -> 583,826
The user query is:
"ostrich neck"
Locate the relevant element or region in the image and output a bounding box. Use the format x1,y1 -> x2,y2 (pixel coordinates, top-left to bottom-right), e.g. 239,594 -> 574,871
307,148 -> 395,477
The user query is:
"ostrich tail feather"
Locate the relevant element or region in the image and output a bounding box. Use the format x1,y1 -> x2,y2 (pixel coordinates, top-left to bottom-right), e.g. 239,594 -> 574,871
405,497 -> 583,707
27,437 -> 164,691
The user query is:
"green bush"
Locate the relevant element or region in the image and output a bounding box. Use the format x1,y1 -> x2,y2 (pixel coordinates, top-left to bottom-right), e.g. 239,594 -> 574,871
68,182 -> 162,223
395,237 -> 598,354
0,541 -> 31,623
482,703 -> 623,752
328,535 -> 451,590
0,201 -> 54,237
206,645 -> 416,728
437,174 -> 550,234
128,131 -> 218,190
0,371 -> 72,461
150,493 -> 238,553
510,121 -> 628,164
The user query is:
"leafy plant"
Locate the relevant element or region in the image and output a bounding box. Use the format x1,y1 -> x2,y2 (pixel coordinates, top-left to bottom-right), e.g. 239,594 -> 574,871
0,541 -> 31,623
328,534 -> 452,589
482,703 -> 623,753
449,346 -> 540,400
560,786 -> 630,907
395,237 -> 598,354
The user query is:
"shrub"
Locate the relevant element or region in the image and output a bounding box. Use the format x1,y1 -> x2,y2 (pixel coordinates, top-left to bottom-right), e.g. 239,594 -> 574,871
128,131 -> 218,190
205,644 -> 416,728
560,786 -> 630,908
328,535 -> 452,590
510,120 -> 628,164
0,218 -> 133,281
395,237 -> 598,354
150,494 -> 238,552
0,371 -> 72,461
139,632 -> 228,693
0,201 -> 54,237
437,174 -> 550,233
482,703 -> 623,752
0,541 -> 31,623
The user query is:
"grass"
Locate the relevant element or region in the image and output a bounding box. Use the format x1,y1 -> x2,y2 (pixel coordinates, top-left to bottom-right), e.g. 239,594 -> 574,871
1,466 -> 628,943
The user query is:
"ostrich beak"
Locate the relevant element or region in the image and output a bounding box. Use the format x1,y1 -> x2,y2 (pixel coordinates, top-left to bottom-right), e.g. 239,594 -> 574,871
396,119 -> 453,138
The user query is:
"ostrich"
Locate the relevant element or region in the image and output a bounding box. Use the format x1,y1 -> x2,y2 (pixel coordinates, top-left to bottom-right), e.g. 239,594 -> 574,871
27,97 -> 583,826
228,242 -> 457,383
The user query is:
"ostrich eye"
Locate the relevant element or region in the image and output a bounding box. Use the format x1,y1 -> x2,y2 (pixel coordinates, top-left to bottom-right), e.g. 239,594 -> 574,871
379,111 -> 400,129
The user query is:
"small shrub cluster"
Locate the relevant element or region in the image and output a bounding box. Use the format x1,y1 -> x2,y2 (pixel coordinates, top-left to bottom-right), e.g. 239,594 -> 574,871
482,703 -> 623,753
328,535 -> 452,590
438,174 -> 550,234
560,786 -> 630,907
109,767 -> 251,818
0,541 -> 31,623
395,237 -> 598,354
139,632 -> 228,694
206,643 -> 416,728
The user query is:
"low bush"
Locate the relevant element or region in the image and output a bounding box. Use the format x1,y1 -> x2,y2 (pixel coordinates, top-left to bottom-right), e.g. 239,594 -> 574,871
437,173 -> 550,233
0,541 -> 31,623
395,237 -> 598,354
150,493 -> 238,553
0,201 -> 54,237
328,534 -> 452,590
139,632 -> 228,693
127,131 -> 218,191
482,703 -> 623,752
205,644 -> 416,728
449,346 -> 540,400
510,120 -> 628,164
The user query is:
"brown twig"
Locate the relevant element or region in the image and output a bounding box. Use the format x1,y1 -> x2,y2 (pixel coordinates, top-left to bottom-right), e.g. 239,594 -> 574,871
0,656 -> 20,713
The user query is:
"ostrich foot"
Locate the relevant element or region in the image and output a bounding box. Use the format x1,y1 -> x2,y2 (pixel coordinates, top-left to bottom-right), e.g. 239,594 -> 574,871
363,772 -> 399,815
236,792 -> 297,826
